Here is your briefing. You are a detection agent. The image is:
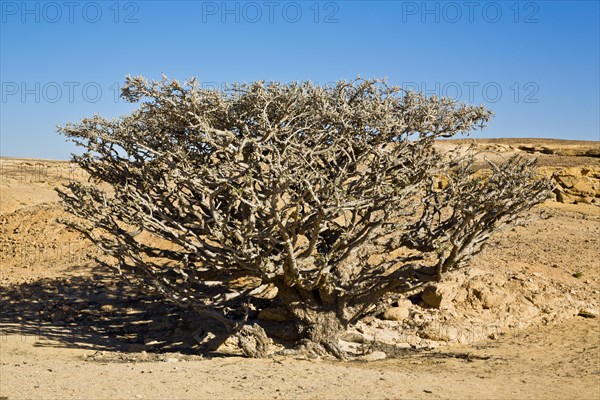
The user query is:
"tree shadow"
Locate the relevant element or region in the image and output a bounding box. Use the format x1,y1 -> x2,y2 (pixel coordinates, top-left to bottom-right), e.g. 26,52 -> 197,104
3,265 -> 447,360
0,265 -> 231,355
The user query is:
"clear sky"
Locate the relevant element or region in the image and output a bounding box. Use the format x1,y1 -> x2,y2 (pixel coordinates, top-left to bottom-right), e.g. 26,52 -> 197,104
1,0 -> 599,159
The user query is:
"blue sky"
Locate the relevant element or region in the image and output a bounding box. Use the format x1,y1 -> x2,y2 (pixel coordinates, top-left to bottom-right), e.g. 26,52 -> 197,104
1,0 -> 599,159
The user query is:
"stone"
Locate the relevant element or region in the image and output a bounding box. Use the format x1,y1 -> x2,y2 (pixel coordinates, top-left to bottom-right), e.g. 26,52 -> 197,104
577,196 -> 595,204
340,332 -> 365,343
382,300 -> 412,322
552,167 -> 600,204
521,304 -> 539,318
421,286 -> 443,308
361,351 -> 386,361
469,282 -> 510,310
554,174 -> 579,189
578,308 -> 598,318
555,190 -> 579,204
571,178 -> 596,197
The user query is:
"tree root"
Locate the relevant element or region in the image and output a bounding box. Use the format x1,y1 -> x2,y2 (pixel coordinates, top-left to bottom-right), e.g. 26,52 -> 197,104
236,323 -> 270,358
277,339 -> 348,360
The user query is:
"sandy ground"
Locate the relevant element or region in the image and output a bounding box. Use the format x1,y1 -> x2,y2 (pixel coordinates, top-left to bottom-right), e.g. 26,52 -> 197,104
1,139 -> 599,399
1,317 -> 598,399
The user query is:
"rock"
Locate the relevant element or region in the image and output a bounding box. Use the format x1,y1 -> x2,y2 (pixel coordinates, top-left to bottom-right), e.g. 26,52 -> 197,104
578,308 -> 598,318
571,178 -> 596,197
552,167 -> 600,204
433,174 -> 450,191
367,253 -> 385,267
257,307 -> 292,322
165,357 -> 179,363
340,331 -> 365,343
382,300 -> 412,321
361,351 -> 386,361
469,282 -> 511,310
555,190 -> 579,204
577,196 -> 595,204
554,174 -> 579,189
421,286 -> 444,308
332,211 -> 353,227
521,304 -> 539,318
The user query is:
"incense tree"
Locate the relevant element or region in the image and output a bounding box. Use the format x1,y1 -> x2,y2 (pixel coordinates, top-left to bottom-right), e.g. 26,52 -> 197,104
57,76 -> 552,358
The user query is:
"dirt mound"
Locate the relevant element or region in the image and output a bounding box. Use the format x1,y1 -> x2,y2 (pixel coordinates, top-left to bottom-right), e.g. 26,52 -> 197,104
0,204 -> 93,283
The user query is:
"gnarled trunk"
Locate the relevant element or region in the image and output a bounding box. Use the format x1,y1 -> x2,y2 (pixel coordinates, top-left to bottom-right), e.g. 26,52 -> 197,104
276,284 -> 348,359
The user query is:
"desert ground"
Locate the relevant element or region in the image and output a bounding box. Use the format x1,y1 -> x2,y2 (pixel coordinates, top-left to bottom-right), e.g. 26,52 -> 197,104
1,138 -> 599,399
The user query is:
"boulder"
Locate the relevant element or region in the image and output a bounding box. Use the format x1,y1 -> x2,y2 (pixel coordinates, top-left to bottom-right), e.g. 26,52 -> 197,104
469,282 -> 511,310
578,308 -> 598,318
555,174 -> 579,189
577,196 -> 595,205
421,285 -> 456,309
340,331 -> 366,343
551,166 -> 600,204
382,300 -> 412,321
555,190 -> 579,204
571,178 -> 596,197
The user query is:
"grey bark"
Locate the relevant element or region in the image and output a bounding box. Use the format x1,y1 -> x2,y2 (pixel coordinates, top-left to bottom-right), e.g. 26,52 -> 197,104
56,76 -> 553,358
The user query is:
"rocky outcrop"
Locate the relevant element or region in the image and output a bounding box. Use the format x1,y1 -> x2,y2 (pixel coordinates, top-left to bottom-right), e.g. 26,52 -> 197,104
544,166 -> 600,205
381,299 -> 412,322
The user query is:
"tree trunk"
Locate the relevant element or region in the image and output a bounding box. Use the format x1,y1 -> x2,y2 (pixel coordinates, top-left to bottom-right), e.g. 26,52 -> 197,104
275,284 -> 348,359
